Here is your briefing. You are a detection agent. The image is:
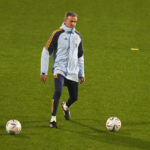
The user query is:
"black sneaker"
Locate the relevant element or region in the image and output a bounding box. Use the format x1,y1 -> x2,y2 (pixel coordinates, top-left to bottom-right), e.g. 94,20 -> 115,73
49,121 -> 58,128
61,102 -> 71,120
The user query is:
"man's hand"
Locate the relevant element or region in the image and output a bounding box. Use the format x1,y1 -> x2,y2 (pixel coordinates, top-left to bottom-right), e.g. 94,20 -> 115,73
79,77 -> 85,84
40,75 -> 47,83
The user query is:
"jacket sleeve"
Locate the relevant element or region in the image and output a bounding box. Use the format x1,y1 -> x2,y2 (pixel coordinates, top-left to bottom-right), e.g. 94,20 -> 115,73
78,56 -> 85,78
41,29 -> 64,75
41,47 -> 49,75
40,32 -> 56,75
78,40 -> 85,78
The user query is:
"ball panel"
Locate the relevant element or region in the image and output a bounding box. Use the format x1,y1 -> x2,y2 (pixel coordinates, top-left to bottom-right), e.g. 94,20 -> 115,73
106,117 -> 121,132
6,120 -> 22,135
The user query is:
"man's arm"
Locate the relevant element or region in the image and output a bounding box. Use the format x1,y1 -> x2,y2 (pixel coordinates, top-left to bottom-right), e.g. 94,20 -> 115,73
40,47 -> 49,83
78,40 -> 85,84
78,56 -> 85,84
40,28 -> 64,83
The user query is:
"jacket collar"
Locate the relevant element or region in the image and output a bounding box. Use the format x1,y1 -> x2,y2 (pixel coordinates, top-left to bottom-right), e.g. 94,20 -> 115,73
60,23 -> 75,33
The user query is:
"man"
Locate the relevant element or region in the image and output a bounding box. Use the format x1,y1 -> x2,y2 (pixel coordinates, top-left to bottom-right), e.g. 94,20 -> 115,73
40,12 -> 85,128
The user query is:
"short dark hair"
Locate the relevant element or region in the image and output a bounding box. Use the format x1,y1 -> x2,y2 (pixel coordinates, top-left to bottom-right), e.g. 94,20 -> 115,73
64,12 -> 78,19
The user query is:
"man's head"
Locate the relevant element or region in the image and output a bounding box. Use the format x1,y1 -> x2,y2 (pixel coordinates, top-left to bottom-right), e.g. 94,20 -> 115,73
64,12 -> 78,29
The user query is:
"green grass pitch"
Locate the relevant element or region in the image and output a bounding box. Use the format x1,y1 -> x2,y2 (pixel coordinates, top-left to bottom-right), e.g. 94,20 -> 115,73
0,0 -> 150,149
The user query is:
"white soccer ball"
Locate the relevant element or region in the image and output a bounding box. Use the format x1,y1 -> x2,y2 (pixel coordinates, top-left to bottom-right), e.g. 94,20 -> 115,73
106,117 -> 121,131
6,120 -> 22,135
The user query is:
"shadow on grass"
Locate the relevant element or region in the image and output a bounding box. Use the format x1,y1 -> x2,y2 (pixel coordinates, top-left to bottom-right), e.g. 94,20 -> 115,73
21,120 -> 49,129
0,133 -> 30,139
0,125 -> 5,129
62,119 -> 150,150
0,120 -> 49,138
123,121 -> 150,126
0,125 -> 29,138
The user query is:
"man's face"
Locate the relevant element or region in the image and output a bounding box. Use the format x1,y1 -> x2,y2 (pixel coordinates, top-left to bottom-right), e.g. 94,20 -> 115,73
64,16 -> 77,29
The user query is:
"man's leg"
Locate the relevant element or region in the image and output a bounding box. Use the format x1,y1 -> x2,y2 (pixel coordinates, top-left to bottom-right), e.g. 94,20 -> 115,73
66,80 -> 78,107
50,74 -> 64,128
61,79 -> 78,120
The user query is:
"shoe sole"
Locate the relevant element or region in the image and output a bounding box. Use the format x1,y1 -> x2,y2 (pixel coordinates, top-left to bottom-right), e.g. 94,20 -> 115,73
49,125 -> 58,128
49,122 -> 58,128
61,103 -> 71,120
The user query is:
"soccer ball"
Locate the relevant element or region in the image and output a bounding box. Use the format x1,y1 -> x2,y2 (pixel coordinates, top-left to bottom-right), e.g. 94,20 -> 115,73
6,120 -> 22,135
106,117 -> 121,131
